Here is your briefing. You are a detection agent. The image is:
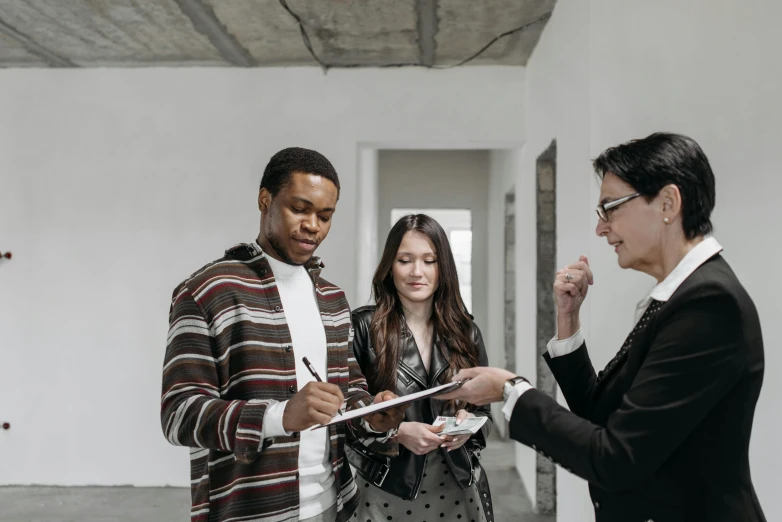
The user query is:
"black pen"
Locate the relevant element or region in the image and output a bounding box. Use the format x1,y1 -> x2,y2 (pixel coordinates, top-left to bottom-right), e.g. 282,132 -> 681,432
302,356 -> 342,416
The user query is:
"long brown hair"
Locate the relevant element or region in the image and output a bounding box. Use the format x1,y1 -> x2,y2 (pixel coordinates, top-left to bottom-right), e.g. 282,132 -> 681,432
368,214 -> 479,401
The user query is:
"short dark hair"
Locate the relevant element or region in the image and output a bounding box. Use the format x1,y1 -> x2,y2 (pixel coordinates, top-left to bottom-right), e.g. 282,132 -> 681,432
592,132 -> 715,239
260,147 -> 340,197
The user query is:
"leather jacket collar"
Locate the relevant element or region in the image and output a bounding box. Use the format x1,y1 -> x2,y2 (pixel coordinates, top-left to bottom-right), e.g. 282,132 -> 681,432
398,322 -> 452,389
347,305 -> 494,520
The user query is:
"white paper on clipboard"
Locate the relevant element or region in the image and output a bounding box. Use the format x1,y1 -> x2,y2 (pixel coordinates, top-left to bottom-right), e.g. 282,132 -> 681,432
311,380 -> 466,429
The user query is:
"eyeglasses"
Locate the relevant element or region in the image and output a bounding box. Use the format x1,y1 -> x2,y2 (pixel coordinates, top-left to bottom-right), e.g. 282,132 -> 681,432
595,193 -> 641,222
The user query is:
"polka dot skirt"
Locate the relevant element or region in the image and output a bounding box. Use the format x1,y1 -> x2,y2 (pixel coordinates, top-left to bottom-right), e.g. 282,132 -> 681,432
353,451 -> 487,522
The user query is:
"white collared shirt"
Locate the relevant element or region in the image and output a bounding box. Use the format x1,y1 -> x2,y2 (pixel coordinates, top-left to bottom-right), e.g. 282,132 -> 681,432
502,237 -> 724,421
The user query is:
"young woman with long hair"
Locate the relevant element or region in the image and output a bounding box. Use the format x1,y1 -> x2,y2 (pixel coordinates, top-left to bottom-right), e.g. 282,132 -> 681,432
349,214 -> 493,522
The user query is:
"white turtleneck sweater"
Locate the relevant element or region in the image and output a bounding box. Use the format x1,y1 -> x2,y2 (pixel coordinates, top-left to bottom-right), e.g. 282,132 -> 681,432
262,254 -> 336,519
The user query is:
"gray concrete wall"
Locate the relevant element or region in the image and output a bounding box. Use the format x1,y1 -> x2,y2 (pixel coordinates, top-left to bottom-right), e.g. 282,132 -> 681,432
535,143 -> 557,515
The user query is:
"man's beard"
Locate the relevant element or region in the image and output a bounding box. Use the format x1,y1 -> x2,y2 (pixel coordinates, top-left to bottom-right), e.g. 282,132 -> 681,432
267,232 -> 309,266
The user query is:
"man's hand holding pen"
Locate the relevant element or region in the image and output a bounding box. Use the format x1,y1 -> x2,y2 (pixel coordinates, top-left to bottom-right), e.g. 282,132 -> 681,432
282,381 -> 346,432
292,356 -> 407,433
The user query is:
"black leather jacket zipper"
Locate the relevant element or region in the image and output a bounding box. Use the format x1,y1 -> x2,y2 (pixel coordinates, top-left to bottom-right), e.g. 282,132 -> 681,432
412,455 -> 428,499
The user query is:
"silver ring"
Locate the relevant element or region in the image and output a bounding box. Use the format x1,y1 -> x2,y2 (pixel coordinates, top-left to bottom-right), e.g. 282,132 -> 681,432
565,272 -> 573,282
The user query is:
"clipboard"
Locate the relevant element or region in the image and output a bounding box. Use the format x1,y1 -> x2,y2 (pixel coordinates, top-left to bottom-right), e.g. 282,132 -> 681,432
311,380 -> 467,429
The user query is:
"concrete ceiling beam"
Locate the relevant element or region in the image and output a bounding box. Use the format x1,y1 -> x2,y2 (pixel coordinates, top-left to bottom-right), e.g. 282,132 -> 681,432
173,0 -> 256,67
0,16 -> 75,67
416,0 -> 438,67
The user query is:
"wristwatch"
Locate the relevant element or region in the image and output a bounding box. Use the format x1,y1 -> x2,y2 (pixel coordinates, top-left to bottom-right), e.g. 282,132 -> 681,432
502,376 -> 530,402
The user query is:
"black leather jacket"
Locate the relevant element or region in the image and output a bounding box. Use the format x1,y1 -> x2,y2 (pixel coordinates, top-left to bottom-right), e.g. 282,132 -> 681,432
348,305 -> 494,502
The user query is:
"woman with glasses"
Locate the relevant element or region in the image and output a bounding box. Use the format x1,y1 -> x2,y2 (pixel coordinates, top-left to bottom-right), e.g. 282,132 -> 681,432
438,133 -> 766,522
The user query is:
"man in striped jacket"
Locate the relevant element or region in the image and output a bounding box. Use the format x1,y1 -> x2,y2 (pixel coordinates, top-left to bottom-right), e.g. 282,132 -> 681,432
161,147 -> 405,522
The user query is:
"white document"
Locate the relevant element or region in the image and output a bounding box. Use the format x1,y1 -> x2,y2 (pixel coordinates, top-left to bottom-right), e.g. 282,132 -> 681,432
311,380 -> 466,429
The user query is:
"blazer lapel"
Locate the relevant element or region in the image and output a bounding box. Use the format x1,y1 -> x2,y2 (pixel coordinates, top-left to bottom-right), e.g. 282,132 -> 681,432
596,299 -> 665,386
428,331 -> 451,387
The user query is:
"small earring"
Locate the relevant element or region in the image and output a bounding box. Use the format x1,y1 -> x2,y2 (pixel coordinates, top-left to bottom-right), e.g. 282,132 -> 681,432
663,217 -> 670,223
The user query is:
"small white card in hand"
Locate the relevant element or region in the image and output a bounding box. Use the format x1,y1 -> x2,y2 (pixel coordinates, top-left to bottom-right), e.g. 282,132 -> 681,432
432,415 -> 487,436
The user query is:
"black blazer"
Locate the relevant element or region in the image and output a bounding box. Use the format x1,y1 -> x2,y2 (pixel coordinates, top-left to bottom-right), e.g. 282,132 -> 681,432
509,255 -> 766,522
350,305 -> 493,503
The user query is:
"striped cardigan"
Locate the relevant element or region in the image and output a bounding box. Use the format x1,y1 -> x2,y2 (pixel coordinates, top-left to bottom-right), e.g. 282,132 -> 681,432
161,241 -> 395,522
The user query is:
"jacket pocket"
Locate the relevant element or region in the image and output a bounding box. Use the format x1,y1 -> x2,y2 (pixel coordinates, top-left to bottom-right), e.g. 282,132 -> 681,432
396,368 -> 414,387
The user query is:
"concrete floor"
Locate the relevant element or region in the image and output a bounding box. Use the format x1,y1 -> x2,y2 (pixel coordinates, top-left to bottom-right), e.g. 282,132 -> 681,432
1,435 -> 554,522
478,434 -> 556,522
0,486 -> 189,522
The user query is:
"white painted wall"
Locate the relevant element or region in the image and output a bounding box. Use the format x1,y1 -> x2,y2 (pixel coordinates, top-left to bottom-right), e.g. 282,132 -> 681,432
487,149 -> 519,396
518,1 -> 593,517
487,149 -> 539,498
524,0 -> 782,519
354,148 -> 379,309
0,67 -> 525,487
